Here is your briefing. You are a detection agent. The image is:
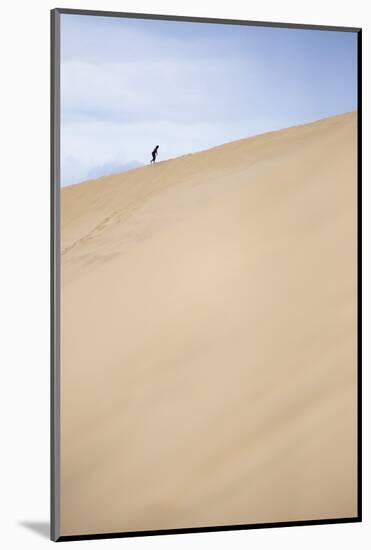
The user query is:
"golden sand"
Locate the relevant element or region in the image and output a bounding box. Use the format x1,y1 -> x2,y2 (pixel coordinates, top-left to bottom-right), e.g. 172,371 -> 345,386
60,112 -> 358,536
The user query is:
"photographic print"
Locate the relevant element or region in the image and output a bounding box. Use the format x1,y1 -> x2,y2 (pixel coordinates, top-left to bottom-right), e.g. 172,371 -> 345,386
51,9 -> 361,541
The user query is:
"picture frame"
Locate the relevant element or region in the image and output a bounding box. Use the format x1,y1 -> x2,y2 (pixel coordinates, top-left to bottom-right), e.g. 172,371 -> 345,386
51,8 -> 362,542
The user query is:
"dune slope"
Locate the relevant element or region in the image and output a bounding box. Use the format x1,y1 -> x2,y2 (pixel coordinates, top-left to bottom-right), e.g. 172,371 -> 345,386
60,112 -> 358,536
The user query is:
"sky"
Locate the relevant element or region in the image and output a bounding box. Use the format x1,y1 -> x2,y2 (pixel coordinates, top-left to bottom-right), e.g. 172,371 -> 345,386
60,14 -> 358,186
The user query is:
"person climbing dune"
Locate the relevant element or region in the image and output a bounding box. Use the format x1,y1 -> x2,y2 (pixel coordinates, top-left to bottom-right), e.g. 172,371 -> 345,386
150,145 -> 159,164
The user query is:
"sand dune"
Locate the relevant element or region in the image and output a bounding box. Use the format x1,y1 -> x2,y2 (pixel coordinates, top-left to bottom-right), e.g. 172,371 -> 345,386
60,112 -> 358,536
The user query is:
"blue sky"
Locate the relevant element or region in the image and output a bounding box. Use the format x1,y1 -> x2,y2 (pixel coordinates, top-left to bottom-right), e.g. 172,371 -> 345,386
60,14 -> 357,186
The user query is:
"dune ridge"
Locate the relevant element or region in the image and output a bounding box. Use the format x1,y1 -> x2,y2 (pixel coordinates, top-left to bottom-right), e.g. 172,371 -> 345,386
60,112 -> 357,536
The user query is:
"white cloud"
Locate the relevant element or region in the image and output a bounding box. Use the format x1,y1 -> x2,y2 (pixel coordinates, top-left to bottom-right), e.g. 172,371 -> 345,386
61,57 -> 257,122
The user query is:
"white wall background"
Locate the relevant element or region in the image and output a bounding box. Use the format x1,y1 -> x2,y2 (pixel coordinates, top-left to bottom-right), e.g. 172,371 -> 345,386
0,0 -> 368,548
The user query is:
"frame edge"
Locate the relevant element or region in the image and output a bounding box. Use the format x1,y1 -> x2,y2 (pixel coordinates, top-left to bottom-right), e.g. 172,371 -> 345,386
51,7 -> 61,543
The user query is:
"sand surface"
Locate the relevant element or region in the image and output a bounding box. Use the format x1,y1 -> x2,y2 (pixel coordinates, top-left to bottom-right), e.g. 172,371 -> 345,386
60,112 -> 358,536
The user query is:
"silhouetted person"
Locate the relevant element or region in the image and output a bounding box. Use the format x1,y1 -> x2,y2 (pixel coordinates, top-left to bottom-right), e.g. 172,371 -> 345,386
151,145 -> 159,163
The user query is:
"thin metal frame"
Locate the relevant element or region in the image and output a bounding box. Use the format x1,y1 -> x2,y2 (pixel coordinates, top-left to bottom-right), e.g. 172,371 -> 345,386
51,8 -> 362,542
